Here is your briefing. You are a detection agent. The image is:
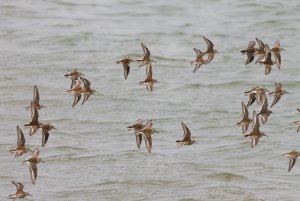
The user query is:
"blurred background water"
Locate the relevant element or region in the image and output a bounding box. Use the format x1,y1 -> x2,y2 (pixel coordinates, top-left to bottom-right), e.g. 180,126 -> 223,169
1,0 -> 300,200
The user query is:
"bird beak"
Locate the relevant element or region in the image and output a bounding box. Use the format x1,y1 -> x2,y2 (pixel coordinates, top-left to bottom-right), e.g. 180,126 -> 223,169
41,160 -> 46,163
94,91 -> 103,95
53,127 -> 57,130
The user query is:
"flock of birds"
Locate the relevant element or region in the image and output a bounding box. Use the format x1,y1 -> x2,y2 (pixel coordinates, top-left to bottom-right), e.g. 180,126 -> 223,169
9,86 -> 55,199
8,72 -> 99,199
237,38 -> 300,173
240,37 -> 284,74
7,36 -> 300,200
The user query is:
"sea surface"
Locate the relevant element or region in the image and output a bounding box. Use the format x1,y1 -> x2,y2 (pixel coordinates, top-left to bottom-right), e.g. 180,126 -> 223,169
1,0 -> 300,200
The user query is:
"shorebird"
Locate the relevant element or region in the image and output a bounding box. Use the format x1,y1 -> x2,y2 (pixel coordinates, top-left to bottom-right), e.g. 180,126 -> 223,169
138,120 -> 159,153
244,110 -> 268,148
284,149 -> 300,172
191,48 -> 207,73
244,86 -> 258,107
10,126 -> 32,157
244,86 -> 268,106
40,123 -> 56,147
64,68 -> 84,80
136,43 -> 155,68
270,41 -> 284,69
203,36 -> 218,63
268,83 -> 288,107
127,119 -> 147,149
80,77 -> 97,105
26,85 -> 46,110
241,40 -> 257,65
65,68 -> 84,88
24,101 -> 42,136
259,51 -> 275,75
23,148 -> 44,184
67,80 -> 82,107
294,109 -> 300,132
116,56 -> 133,80
139,63 -> 159,92
9,181 -> 31,200
254,38 -> 267,64
294,120 -> 300,133
258,97 -> 273,124
237,102 -> 252,134
176,122 -> 197,145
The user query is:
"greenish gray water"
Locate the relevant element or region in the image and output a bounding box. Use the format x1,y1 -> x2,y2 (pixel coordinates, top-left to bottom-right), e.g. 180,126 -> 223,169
1,0 -> 300,200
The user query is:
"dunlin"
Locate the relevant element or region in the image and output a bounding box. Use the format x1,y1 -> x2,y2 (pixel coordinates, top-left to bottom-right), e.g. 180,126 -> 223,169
24,101 -> 41,136
9,181 -> 31,200
259,51 -> 275,75
176,122 -> 197,145
127,119 -> 146,149
258,97 -> 273,124
65,68 -> 84,88
294,108 -> 300,132
40,123 -> 56,147
270,41 -> 284,69
67,80 -> 82,107
254,38 -> 267,64
241,40 -> 257,65
138,120 -> 159,153
244,86 -> 267,106
244,86 -> 258,107
294,120 -> 300,132
80,77 -> 97,105
244,110 -> 268,148
255,87 -> 269,105
139,64 -> 159,92
237,102 -> 252,134
268,83 -> 288,107
26,85 -> 46,110
284,149 -> 300,172
203,36 -> 218,63
116,56 -> 133,80
64,68 -> 84,80
10,126 -> 32,157
191,48 -> 207,73
23,148 -> 44,184
136,43 -> 155,68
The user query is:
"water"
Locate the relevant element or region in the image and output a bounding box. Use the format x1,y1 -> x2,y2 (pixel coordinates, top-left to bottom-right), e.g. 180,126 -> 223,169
1,0 -> 300,200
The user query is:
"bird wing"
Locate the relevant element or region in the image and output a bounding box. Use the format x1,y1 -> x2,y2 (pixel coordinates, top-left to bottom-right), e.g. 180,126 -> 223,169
33,85 -> 40,103
181,122 -> 191,141
143,133 -> 152,153
29,162 -> 37,184
17,126 -> 25,146
42,130 -> 49,147
122,63 -> 130,80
